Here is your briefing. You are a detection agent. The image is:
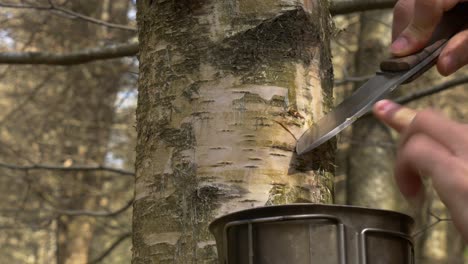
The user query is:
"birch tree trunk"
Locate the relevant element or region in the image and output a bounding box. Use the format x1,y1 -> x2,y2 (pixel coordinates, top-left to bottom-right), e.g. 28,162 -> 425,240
133,0 -> 335,262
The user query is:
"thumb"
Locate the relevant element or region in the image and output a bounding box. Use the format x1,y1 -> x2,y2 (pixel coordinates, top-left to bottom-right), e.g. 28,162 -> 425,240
391,0 -> 456,56
373,100 -> 417,133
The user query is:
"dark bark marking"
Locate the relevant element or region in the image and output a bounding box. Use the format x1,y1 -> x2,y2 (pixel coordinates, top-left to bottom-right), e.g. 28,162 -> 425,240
209,147 -> 227,150
218,129 -> 234,133
211,8 -> 319,73
210,161 -> 233,168
159,123 -> 196,149
271,143 -> 294,152
182,82 -> 200,101
266,183 -> 315,205
269,153 -> 287,157
228,179 -> 244,183
241,199 -> 259,203
289,139 -> 336,172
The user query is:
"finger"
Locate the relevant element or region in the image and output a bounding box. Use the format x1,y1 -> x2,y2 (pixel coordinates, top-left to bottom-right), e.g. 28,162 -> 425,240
433,158 -> 468,209
391,0 -> 460,56
392,0 -> 415,41
374,100 -> 468,155
397,134 -> 468,241
437,28 -> 468,76
400,109 -> 468,156
373,100 -> 417,133
442,159 -> 468,240
397,134 -> 468,217
394,133 -> 452,199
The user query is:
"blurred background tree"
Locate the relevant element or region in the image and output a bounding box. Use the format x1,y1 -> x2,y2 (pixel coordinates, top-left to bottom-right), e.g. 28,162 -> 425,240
0,0 -> 465,263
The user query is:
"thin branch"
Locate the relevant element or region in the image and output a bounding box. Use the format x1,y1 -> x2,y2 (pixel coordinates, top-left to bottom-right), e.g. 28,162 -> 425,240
0,73 -> 54,125
0,216 -> 55,231
51,198 -> 133,217
0,0 -> 395,29
0,161 -> 135,177
356,75 -> 468,119
0,42 -> 138,65
346,138 -> 395,148
395,75 -> 468,105
51,5 -> 136,31
0,2 -> 136,31
0,2 -> 51,10
0,138 -> 36,164
334,74 -> 373,86
334,66 -> 373,86
0,0 -> 401,67
412,212 -> 452,238
330,0 -> 397,15
88,232 -> 132,264
13,172 -> 32,224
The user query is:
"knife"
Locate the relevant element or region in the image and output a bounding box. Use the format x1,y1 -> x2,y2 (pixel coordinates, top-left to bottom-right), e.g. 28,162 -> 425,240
296,3 -> 468,155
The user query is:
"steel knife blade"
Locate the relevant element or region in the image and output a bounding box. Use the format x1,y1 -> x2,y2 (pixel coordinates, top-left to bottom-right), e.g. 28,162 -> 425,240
295,44 -> 444,155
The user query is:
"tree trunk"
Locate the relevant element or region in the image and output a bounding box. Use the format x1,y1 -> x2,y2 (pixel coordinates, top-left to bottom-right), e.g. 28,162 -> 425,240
57,214 -> 96,264
133,0 -> 335,262
346,10 -> 405,210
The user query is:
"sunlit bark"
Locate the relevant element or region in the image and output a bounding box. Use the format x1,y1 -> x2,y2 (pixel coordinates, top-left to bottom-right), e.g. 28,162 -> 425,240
133,0 -> 335,262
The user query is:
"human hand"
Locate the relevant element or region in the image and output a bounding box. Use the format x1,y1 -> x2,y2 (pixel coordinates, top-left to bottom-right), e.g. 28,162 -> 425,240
392,0 -> 468,75
373,99 -> 468,242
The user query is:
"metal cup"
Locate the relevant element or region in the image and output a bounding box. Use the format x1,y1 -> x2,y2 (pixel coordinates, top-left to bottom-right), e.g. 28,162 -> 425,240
209,204 -> 414,264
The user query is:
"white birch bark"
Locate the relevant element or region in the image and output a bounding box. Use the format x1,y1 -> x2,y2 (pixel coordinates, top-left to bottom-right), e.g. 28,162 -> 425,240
134,1 -> 335,262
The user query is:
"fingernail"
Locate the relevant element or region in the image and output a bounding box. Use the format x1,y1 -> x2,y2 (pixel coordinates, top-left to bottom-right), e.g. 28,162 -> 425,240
391,36 -> 409,54
375,100 -> 400,115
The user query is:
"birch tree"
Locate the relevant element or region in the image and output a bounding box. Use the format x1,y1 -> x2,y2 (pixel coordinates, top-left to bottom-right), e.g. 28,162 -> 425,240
133,0 -> 336,262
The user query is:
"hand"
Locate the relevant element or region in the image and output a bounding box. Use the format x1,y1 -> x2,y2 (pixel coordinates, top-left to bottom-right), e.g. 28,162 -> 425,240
392,0 -> 468,75
373,99 -> 468,242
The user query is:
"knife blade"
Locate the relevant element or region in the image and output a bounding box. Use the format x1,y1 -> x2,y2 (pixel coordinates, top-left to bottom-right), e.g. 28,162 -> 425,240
295,3 -> 467,155
295,44 -> 444,155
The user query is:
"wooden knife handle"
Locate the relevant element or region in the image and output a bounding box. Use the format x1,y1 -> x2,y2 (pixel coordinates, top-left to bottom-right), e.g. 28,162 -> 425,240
380,3 -> 468,81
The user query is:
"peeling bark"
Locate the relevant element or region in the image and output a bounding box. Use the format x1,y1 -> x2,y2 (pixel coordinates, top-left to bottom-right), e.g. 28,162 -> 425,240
133,1 -> 334,262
